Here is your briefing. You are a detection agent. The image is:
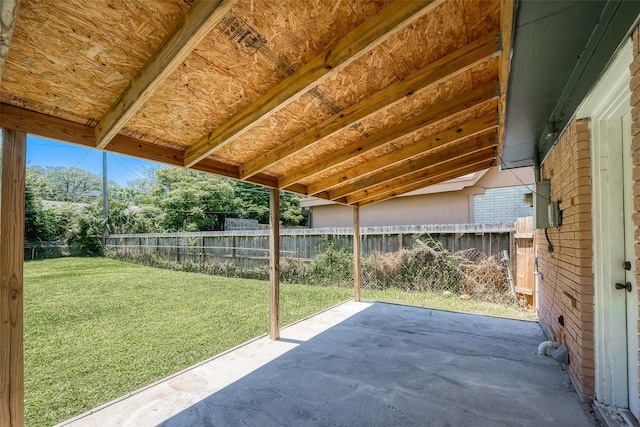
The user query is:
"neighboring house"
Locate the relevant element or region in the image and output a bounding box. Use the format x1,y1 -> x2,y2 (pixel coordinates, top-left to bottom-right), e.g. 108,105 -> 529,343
300,166 -> 533,228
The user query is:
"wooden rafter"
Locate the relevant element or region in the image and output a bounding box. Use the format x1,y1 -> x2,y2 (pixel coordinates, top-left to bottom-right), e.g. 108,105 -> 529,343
278,81 -> 497,189
0,0 -> 20,84
0,103 -> 323,200
242,31 -> 500,180
332,134 -> 497,201
497,0 -> 514,155
346,142 -> 497,204
95,0 -> 235,149
307,113 -> 498,196
183,0 -> 442,167
357,158 -> 495,207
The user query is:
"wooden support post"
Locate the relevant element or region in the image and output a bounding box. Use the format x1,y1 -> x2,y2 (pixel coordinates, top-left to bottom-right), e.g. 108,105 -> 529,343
353,206 -> 361,302
0,129 -> 26,427
269,189 -> 280,340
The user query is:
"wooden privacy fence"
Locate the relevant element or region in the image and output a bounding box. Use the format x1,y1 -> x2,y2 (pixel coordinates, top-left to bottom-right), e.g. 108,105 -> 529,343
105,223 -> 515,269
512,217 -> 536,308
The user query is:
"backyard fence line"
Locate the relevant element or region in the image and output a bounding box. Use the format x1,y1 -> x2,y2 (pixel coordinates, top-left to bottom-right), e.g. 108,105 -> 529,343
104,223 -> 515,269
107,223 -> 514,238
23,242 -> 81,260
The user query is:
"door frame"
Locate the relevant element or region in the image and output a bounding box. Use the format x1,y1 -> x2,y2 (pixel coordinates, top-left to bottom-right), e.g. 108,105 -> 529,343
577,39 -> 634,410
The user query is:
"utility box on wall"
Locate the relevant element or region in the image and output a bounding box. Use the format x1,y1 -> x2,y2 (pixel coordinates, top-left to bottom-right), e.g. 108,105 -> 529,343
534,180 -> 551,229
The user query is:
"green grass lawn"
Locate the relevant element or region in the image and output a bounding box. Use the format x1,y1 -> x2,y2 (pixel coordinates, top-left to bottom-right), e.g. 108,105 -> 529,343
24,257 -> 535,426
24,257 -> 351,426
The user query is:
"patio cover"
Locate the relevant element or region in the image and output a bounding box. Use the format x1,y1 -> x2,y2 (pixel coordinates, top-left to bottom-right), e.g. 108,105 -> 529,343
0,2 -> 514,424
0,0 -> 512,207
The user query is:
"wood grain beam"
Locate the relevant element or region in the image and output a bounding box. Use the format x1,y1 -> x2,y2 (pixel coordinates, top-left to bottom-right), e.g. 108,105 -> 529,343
307,113 -> 498,196
269,188 -> 280,340
0,0 -> 20,84
0,128 -> 26,427
356,158 -> 496,207
498,0 -> 515,155
278,81 -> 497,188
95,0 -> 234,149
184,0 -> 442,167
242,31 -> 500,180
353,206 -> 361,302
346,143 -> 497,204
0,104 -> 324,199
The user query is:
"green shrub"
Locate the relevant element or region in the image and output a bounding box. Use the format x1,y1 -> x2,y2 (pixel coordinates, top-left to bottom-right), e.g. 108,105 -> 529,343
306,243 -> 352,287
106,239 -> 510,304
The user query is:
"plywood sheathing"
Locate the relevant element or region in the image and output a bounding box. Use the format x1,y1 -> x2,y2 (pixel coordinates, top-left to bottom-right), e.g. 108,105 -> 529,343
94,0 -> 236,149
0,0 -> 21,84
0,0 -> 189,125
278,58 -> 499,183
216,0 -> 499,170
307,110 -> 498,197
298,85 -> 498,191
0,0 -> 510,206
125,0 -> 391,152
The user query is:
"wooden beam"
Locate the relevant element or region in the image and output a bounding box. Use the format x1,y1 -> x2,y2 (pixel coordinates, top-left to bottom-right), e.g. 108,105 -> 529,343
308,113 -> 498,196
346,143 -> 497,204
342,140 -> 497,203
184,0 -> 442,167
498,0 -> 515,155
269,188 -> 280,340
0,104 -> 327,199
0,128 -> 26,427
357,159 -> 496,207
278,81 -> 497,188
241,31 -> 500,179
95,0 -> 234,149
0,0 -> 20,84
353,206 -> 361,302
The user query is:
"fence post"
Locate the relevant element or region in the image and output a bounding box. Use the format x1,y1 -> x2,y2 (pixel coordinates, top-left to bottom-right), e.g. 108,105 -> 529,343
201,235 -> 205,266
231,235 -> 236,260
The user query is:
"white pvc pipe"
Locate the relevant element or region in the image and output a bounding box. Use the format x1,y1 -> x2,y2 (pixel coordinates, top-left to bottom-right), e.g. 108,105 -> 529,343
538,340 -> 558,356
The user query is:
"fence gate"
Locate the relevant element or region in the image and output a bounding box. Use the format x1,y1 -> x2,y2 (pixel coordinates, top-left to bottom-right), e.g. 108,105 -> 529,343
513,217 -> 535,308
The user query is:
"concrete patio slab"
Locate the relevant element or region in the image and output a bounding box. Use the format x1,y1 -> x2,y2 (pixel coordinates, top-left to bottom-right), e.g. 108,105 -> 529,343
59,301 -> 597,427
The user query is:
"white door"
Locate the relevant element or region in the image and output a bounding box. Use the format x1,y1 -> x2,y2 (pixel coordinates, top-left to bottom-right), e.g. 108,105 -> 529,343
622,110 -> 639,418
580,39 -> 639,418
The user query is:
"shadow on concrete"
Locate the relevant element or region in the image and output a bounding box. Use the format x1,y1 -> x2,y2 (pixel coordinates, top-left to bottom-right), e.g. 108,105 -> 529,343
159,303 -> 595,427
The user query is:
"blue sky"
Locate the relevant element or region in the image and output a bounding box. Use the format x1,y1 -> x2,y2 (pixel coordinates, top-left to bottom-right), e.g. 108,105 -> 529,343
26,135 -> 161,187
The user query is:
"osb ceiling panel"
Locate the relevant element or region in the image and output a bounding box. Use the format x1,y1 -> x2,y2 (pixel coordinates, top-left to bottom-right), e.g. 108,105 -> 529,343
0,0 -> 511,206
214,0 -> 482,164
126,0 -> 390,151
0,0 -> 188,123
273,58 -> 499,178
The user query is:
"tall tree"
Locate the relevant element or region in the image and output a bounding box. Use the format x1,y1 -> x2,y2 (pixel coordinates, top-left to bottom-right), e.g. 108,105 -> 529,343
46,166 -> 102,202
150,168 -> 235,231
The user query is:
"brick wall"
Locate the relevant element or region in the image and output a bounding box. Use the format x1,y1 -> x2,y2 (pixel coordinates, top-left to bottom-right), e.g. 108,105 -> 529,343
472,185 -> 533,223
631,27 -> 640,398
537,119 -> 595,402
